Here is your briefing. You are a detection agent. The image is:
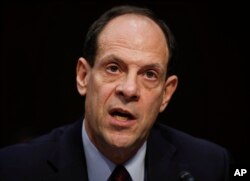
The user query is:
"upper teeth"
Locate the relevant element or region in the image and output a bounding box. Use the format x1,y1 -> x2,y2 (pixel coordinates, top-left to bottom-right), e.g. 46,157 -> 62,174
114,115 -> 128,121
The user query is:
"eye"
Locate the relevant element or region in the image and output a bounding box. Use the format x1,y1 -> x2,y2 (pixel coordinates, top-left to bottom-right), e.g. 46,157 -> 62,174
144,70 -> 158,80
106,64 -> 120,74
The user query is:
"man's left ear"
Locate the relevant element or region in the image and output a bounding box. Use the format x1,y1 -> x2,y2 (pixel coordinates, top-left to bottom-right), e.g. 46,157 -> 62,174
160,75 -> 178,112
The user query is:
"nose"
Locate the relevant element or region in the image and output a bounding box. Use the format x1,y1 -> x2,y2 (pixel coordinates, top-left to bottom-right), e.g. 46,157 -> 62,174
115,73 -> 140,102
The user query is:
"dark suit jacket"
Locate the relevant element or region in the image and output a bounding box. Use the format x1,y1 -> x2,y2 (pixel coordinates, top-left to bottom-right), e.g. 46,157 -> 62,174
0,119 -> 229,181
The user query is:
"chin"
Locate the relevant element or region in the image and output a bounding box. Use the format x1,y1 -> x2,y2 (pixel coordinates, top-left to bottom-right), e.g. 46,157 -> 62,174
108,135 -> 135,149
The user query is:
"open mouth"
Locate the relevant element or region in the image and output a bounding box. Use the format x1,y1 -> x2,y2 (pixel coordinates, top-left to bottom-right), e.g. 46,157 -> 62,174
109,108 -> 135,121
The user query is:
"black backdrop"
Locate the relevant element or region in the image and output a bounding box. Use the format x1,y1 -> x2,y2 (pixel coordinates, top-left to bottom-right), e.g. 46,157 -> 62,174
1,1 -> 249,168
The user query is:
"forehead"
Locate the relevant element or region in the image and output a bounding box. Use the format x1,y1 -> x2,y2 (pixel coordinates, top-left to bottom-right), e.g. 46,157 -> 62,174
97,14 -> 169,67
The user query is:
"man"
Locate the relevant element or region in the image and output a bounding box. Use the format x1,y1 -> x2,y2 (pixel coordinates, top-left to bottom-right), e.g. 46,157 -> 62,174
0,5 -> 229,181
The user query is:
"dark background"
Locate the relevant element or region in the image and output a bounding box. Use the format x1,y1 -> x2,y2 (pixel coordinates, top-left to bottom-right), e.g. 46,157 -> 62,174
1,0 -> 249,170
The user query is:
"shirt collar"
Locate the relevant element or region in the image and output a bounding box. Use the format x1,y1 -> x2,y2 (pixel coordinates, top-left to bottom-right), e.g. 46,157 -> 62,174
82,120 -> 146,181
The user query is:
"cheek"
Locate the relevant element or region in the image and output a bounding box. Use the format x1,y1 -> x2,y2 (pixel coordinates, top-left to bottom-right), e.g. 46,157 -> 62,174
137,89 -> 164,128
143,89 -> 163,111
87,74 -> 116,107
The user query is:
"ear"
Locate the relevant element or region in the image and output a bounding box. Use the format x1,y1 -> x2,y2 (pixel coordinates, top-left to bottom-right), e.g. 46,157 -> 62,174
159,75 -> 178,112
76,57 -> 91,96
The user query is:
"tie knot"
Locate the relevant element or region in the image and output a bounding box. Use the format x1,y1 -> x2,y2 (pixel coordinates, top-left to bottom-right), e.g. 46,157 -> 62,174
108,165 -> 132,181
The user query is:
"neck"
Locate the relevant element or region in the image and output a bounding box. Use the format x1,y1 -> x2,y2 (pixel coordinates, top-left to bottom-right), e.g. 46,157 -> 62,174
84,121 -> 143,164
97,141 -> 140,164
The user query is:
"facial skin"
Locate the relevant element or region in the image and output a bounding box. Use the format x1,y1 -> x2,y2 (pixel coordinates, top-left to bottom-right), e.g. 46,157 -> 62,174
76,14 -> 178,164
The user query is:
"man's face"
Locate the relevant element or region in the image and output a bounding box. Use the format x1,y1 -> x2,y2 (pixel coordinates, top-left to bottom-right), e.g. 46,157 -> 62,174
77,14 -> 177,157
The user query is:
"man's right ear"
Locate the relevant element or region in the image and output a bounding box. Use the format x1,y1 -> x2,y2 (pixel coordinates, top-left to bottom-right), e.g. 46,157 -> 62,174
76,57 -> 91,96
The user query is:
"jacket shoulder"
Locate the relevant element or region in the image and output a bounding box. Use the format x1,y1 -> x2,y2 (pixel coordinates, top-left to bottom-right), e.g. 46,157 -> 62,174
0,123 -> 67,162
151,123 -> 229,180
156,123 -> 226,152
0,120 -> 83,180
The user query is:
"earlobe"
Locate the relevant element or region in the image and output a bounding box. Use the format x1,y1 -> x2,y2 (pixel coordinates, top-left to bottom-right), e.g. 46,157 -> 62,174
76,57 -> 91,96
160,75 -> 178,112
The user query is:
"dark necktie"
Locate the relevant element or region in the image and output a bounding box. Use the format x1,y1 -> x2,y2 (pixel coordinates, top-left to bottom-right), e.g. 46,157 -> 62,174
108,165 -> 132,181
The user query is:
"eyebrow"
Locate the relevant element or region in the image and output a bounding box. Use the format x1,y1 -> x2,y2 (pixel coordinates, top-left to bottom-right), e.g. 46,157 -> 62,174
143,63 -> 163,70
100,55 -> 124,64
100,54 -> 165,72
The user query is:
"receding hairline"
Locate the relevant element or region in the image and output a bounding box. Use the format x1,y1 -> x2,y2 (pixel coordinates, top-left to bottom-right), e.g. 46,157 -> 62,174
96,13 -> 169,56
99,13 -> 168,38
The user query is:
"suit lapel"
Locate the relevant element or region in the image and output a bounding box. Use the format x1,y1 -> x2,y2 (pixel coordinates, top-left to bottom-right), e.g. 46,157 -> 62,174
43,120 -> 88,181
145,123 -> 188,181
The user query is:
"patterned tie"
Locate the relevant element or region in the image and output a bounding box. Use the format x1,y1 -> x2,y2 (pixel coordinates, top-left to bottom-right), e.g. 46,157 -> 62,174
108,165 -> 132,181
